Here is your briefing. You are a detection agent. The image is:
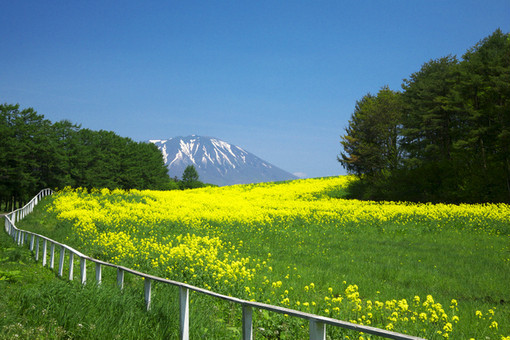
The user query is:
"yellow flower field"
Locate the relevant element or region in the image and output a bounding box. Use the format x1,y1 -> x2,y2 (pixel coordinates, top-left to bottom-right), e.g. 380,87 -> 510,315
47,176 -> 510,339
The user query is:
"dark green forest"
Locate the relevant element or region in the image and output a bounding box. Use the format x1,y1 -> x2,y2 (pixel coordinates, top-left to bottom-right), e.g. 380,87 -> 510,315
0,104 -> 177,210
339,29 -> 510,203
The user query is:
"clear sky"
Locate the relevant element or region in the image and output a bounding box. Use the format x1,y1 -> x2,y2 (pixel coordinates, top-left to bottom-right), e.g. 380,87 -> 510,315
1,1 -> 509,178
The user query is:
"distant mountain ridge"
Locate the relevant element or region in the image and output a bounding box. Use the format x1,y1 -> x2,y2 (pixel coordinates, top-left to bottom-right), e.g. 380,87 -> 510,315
149,135 -> 298,186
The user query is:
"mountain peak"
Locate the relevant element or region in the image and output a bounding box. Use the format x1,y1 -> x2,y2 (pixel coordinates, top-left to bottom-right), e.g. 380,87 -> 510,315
149,136 -> 297,186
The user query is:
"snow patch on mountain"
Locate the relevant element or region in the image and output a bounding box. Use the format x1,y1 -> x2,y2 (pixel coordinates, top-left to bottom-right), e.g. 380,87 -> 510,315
149,135 -> 298,186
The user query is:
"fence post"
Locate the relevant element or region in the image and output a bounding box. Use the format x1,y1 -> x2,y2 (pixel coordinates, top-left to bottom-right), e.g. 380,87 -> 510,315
242,305 -> 253,340
117,268 -> 124,289
144,278 -> 152,311
50,243 -> 55,269
80,257 -> 86,285
69,252 -> 74,281
309,320 -> 326,340
179,286 -> 189,340
30,234 -> 35,251
59,246 -> 65,277
42,239 -> 47,266
35,237 -> 39,261
95,263 -> 102,284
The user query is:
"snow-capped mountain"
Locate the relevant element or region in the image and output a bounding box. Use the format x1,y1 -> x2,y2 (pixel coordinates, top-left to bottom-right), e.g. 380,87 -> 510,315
149,135 -> 298,186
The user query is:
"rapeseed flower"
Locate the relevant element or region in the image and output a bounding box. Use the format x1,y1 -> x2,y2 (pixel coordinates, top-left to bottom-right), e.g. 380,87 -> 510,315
47,176 -> 510,339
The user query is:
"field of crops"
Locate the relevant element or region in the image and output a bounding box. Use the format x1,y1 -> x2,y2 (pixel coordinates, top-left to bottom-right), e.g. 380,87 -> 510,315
37,176 -> 509,339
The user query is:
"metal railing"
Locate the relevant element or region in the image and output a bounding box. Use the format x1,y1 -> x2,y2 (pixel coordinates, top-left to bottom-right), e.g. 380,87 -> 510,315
4,189 -> 425,340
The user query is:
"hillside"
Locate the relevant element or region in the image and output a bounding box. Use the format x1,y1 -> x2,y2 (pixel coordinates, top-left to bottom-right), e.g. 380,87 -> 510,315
10,177 -> 510,339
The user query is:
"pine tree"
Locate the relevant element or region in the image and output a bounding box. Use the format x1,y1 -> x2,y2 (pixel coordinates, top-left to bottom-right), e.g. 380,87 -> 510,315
180,165 -> 203,189
453,29 -> 510,201
339,87 -> 403,178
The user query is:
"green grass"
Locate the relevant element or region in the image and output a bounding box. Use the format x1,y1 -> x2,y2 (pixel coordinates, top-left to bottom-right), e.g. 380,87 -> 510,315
1,224 -> 246,339
3,197 -> 273,339
8,187 -> 510,339
225,219 -> 509,338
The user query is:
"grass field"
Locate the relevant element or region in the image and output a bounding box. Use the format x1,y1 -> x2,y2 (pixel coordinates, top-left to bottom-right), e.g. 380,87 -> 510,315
8,176 -> 510,339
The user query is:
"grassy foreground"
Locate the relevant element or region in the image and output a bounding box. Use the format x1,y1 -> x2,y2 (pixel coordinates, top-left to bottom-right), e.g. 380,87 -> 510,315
0,229 -> 179,339
1,229 -> 245,339
6,176 -> 510,339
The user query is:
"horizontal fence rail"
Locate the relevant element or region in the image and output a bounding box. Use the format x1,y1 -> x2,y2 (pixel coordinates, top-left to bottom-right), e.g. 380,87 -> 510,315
4,189 -> 425,340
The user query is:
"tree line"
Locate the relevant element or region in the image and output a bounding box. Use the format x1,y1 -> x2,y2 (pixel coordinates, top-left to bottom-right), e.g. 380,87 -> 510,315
339,29 -> 509,203
0,104 -> 178,211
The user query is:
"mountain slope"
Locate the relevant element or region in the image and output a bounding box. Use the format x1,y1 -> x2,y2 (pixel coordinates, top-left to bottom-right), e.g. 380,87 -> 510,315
149,135 -> 298,186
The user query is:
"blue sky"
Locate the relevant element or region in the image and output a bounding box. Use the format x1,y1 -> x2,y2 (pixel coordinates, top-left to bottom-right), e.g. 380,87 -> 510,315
1,1 -> 509,178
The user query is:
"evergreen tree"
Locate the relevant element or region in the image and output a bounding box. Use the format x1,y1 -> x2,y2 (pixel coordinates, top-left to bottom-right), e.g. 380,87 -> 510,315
339,29 -> 509,202
339,87 -> 404,199
399,56 -> 461,201
401,56 -> 460,164
0,104 -> 16,210
180,165 -> 203,189
453,28 -> 510,201
51,120 -> 82,188
0,103 -> 176,209
339,87 -> 403,180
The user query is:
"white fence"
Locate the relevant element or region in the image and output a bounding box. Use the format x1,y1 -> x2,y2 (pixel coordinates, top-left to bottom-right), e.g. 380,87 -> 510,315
4,189 -> 425,340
